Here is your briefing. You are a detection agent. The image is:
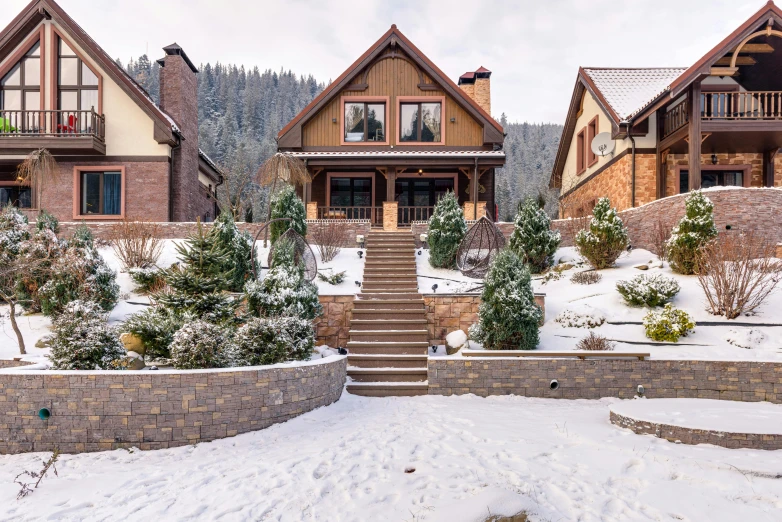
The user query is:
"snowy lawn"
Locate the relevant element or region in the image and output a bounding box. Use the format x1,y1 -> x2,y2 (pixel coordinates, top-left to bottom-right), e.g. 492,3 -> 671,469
1,394 -> 781,521
416,248 -> 483,294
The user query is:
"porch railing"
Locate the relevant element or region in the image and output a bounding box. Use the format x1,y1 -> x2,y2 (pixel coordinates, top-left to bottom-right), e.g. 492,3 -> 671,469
662,99 -> 689,139
316,206 -> 382,224
398,206 -> 434,225
702,90 -> 782,120
0,109 -> 105,140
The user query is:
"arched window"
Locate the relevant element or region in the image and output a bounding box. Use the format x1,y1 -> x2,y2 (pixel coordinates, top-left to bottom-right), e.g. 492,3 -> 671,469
0,41 -> 41,132
57,36 -> 98,132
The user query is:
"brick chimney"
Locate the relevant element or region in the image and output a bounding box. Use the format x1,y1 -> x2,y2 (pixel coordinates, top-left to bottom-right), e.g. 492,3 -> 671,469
157,43 -> 199,221
458,66 -> 491,115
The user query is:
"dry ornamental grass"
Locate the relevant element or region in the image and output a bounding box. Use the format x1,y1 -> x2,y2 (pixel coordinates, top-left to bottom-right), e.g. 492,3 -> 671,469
109,221 -> 163,270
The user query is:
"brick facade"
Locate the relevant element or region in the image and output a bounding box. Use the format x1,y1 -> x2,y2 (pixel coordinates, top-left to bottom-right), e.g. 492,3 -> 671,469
428,358 -> 782,402
0,357 -> 346,455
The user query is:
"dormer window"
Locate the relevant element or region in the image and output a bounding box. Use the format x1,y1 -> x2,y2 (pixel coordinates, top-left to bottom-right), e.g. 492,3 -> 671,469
344,101 -> 386,142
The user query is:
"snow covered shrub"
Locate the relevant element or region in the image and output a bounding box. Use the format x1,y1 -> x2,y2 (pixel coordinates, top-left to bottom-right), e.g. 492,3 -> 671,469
311,220 -> 348,263
317,270 -> 346,285
509,197 -> 561,273
576,331 -> 614,351
122,306 -> 188,360
35,210 -> 59,234
574,197 -> 628,269
169,320 -> 228,369
13,227 -> 62,313
469,249 -> 542,350
211,211 -> 255,291
666,191 -> 717,275
642,304 -> 695,342
245,238 -> 322,320
269,185 -> 307,244
230,316 -> 314,366
48,300 -> 125,370
616,274 -> 680,307
108,220 -> 163,270
725,328 -> 765,349
0,205 -> 29,263
427,191 -> 467,269
129,267 -> 166,294
554,304 -> 606,328
570,271 -> 601,285
70,223 -> 95,249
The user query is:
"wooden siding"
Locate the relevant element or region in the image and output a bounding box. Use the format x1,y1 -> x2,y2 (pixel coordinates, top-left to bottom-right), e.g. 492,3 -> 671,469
302,57 -> 483,147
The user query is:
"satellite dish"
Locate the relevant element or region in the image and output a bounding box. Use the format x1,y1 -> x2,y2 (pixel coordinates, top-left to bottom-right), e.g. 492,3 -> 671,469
591,132 -> 615,157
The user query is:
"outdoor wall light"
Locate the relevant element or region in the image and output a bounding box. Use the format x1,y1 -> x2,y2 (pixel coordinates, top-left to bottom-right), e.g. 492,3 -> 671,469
450,117 -> 456,123
332,117 -> 337,123
637,385 -> 645,396
711,154 -> 718,165
549,379 -> 559,391
38,408 -> 51,420
356,235 -> 365,249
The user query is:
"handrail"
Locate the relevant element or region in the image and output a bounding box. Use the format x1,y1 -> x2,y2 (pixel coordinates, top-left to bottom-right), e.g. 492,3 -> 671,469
398,206 -> 434,224
317,206 -> 382,224
662,100 -> 688,139
702,90 -> 782,120
0,109 -> 105,140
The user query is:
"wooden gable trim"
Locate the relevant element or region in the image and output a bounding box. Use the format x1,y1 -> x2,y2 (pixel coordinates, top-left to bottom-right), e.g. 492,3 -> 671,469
0,24 -> 46,115
0,1 -> 46,63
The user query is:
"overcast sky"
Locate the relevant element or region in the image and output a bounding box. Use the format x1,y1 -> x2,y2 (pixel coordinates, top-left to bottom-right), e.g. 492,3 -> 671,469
4,0 -> 766,123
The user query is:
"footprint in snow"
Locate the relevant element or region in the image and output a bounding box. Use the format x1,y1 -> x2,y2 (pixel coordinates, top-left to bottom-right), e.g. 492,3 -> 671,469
623,458 -> 645,474
312,462 -> 330,479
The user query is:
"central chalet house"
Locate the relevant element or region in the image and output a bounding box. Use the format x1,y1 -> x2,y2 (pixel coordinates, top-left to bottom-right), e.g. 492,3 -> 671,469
278,25 -> 505,229
551,2 -> 782,217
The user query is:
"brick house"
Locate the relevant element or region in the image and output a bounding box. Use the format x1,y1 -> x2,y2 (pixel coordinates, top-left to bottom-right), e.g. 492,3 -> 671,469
277,25 -> 504,229
551,2 -> 782,217
0,0 -> 221,223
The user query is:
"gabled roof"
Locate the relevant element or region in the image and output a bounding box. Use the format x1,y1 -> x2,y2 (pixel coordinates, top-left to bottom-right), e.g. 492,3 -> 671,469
277,25 -> 504,148
582,68 -> 686,121
0,0 -> 178,145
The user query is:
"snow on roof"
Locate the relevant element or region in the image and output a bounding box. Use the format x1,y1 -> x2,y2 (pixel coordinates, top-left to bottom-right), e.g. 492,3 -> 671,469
583,68 -> 687,120
289,150 -> 505,158
199,149 -> 220,173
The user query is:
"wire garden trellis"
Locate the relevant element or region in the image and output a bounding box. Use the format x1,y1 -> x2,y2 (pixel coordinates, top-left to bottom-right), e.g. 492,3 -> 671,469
250,218 -> 318,282
456,216 -> 506,279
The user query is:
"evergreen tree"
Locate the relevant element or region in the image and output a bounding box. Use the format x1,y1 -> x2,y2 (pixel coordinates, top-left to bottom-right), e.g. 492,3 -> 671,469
269,185 -> 307,244
666,190 -> 717,274
574,197 -> 628,269
212,211 -> 255,291
509,197 -> 561,273
469,249 -> 542,350
427,191 -> 467,269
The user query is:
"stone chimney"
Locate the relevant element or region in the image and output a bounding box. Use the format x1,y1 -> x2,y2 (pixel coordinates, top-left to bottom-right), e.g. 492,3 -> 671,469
458,66 -> 492,115
157,43 -> 199,221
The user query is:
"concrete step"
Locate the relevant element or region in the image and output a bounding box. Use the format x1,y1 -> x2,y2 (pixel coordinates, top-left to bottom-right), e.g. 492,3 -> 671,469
346,382 -> 429,397
346,341 -> 429,355
360,287 -> 419,294
365,252 -> 416,258
347,368 -> 428,382
347,354 -> 429,368
350,319 -> 428,331
365,244 -> 415,250
355,294 -> 424,304
349,329 -> 428,343
362,267 -> 418,274
362,273 -> 418,280
364,262 -> 417,270
351,309 -> 425,320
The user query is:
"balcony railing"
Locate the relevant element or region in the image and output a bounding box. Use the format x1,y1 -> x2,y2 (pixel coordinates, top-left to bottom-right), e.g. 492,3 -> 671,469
0,109 -> 105,140
662,99 -> 689,139
398,206 -> 434,224
317,206 -> 382,225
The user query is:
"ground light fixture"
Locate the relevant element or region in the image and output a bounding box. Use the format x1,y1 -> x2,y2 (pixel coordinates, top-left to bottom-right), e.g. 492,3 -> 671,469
338,347 -> 348,355
431,283 -> 438,292
354,281 -> 361,287
357,250 -> 363,259
637,385 -> 645,396
431,345 -> 438,352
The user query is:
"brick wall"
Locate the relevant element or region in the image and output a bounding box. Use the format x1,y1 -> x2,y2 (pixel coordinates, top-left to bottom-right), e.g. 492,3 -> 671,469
0,357 -> 346,455
316,296 -> 354,348
428,358 -> 782,402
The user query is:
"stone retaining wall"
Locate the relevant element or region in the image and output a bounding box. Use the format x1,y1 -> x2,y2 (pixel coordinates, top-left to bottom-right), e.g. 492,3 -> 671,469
316,296 -> 354,347
0,360 -> 32,369
0,356 -> 346,455
609,410 -> 782,451
428,358 -> 782,402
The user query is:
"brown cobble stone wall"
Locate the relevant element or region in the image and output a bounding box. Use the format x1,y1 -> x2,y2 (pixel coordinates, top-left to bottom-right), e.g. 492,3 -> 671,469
428,359 -> 782,403
316,295 -> 354,348
609,411 -> 782,451
0,357 -> 346,455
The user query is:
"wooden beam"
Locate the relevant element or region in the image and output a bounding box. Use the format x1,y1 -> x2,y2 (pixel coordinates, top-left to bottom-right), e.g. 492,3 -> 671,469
730,43 -> 774,53
376,167 -> 388,180
656,110 -> 665,199
709,66 -> 739,76
688,83 -> 702,191
459,167 -> 471,179
386,167 -> 396,201
471,162 -> 479,219
715,56 -> 757,66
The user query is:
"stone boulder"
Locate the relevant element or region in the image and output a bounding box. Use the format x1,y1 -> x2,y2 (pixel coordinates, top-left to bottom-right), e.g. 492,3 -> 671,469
120,332 -> 146,356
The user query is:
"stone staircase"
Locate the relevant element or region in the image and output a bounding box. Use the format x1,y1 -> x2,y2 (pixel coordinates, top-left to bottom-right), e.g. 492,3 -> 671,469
345,231 -> 429,397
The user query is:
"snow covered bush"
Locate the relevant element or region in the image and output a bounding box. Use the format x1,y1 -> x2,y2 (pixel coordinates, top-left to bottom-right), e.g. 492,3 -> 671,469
427,191 -> 467,269
245,238 -> 322,320
129,267 -> 166,294
35,210 -> 59,234
666,191 -> 717,275
0,205 -> 29,263
555,304 -> 606,328
642,304 -> 695,342
317,270 -> 346,285
616,274 -> 680,307
230,316 -> 314,366
574,197 -> 628,269
311,221 -> 348,263
170,320 -> 229,369
48,300 -> 126,370
469,249 -> 542,350
509,197 -> 561,273
570,271 -> 601,285
725,328 -> 765,349
122,306 -> 188,360
269,185 -> 307,244
212,211 -> 256,291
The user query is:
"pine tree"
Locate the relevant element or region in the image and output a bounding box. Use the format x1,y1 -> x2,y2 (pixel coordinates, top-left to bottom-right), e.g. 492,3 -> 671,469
509,197 -> 561,273
212,211 -> 255,291
469,249 -> 542,350
428,191 -> 467,268
269,185 -> 307,244
666,191 -> 717,274
574,197 -> 628,269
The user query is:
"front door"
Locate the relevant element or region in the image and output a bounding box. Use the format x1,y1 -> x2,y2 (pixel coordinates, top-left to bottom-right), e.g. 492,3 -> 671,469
395,178 -> 455,223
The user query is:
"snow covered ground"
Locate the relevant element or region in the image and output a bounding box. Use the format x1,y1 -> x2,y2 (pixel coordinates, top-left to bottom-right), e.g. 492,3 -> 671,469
1,394 -> 781,521
416,248 -> 483,294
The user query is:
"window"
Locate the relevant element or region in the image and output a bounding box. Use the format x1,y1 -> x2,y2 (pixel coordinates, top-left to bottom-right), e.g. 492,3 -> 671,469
576,128 -> 586,174
343,102 -> 385,142
400,102 -> 442,142
79,170 -> 122,216
0,41 -> 41,131
329,177 -> 372,206
0,186 -> 32,208
58,36 -> 99,132
679,169 -> 745,194
587,117 -> 598,167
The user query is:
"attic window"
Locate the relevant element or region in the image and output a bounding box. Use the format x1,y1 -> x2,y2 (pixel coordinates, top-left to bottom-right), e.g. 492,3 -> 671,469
576,128 -> 586,175
344,101 -> 386,142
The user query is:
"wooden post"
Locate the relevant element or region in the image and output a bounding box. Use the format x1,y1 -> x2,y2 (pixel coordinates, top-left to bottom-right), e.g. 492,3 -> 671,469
471,162 -> 479,219
386,167 -> 396,202
656,109 -> 666,198
687,83 -> 702,191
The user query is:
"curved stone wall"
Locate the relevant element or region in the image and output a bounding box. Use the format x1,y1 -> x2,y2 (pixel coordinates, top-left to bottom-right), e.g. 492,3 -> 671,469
0,356 -> 346,455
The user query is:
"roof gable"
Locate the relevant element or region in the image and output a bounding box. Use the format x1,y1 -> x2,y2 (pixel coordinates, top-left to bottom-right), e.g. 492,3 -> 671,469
277,25 -> 504,148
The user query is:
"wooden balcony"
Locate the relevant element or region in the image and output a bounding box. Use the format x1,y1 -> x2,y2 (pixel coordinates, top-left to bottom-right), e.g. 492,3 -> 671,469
0,109 -> 106,155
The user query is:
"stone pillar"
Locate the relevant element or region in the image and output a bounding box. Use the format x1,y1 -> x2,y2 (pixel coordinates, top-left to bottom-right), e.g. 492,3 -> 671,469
462,201 -> 486,220
306,201 -> 318,220
383,201 -> 398,231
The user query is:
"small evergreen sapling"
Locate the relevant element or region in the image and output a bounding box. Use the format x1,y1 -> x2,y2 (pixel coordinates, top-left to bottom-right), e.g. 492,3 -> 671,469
574,197 -> 628,269
616,274 -> 680,307
509,197 -> 561,273
169,320 -> 228,369
230,316 -> 314,366
427,191 -> 467,269
212,211 -> 256,291
666,191 -> 717,275
469,249 -> 542,350
48,300 -> 125,370
643,304 -> 695,342
122,306 -> 189,360
269,185 -> 307,244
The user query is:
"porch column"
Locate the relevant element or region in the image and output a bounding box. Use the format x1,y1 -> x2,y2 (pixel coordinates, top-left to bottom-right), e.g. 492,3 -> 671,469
687,83 -> 702,191
763,149 -> 778,187
386,167 -> 396,202
471,162 -> 479,219
655,109 -> 666,199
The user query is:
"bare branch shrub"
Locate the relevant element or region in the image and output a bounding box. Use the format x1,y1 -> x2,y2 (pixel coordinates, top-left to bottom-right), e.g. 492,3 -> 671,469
697,231 -> 782,319
649,217 -> 673,261
0,254 -> 52,355
558,192 -> 593,245
570,271 -> 602,285
15,450 -> 59,499
16,148 -> 59,207
310,221 -> 348,262
576,331 -> 614,351
109,221 -> 163,270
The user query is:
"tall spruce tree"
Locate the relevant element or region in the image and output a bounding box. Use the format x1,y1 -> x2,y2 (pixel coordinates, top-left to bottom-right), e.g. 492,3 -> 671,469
269,185 -> 307,244
509,197 -> 561,273
428,191 -> 467,269
212,211 -> 255,291
666,191 -> 718,274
